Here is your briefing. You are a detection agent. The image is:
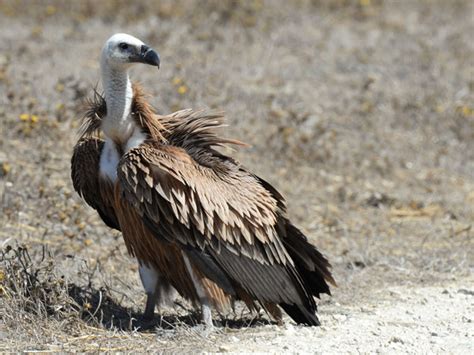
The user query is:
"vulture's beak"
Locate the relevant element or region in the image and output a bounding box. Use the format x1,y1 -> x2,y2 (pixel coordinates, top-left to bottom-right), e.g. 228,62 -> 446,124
137,45 -> 160,68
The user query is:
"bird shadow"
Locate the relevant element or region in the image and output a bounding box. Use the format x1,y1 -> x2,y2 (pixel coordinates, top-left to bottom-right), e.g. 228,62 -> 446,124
67,284 -> 273,332
0,244 -> 272,332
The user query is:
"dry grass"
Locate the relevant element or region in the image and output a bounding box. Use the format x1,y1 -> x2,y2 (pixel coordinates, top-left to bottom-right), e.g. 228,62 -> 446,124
0,0 -> 473,352
0,245 -> 272,351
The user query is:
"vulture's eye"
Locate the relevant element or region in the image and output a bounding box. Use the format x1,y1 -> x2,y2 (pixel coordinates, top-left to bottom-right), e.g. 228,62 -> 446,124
119,43 -> 129,50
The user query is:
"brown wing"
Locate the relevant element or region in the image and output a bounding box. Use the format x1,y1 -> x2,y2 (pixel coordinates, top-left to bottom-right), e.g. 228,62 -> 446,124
117,141 -> 321,325
253,174 -> 336,296
71,138 -> 120,230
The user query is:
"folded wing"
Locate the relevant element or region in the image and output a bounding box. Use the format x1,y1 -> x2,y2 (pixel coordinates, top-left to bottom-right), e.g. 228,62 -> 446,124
71,138 -> 120,230
117,141 -> 326,325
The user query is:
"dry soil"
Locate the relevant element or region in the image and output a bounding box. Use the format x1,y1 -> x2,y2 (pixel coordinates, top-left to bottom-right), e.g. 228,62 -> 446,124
0,0 -> 473,353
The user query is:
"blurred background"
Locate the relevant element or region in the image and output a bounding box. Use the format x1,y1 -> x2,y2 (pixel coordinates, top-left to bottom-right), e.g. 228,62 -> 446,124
0,0 -> 473,352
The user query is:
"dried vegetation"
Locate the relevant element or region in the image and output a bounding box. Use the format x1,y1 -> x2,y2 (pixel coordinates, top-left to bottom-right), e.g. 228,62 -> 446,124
0,0 -> 473,352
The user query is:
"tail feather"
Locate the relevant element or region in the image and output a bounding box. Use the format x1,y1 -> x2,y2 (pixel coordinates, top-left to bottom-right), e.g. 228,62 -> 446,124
284,223 -> 335,298
253,175 -> 334,325
280,303 -> 321,326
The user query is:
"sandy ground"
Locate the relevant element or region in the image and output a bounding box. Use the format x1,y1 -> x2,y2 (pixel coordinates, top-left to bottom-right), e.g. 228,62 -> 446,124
214,284 -> 474,354
0,0 -> 473,353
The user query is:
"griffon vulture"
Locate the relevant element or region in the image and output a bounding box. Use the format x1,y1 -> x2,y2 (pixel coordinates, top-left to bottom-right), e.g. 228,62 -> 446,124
71,33 -> 335,327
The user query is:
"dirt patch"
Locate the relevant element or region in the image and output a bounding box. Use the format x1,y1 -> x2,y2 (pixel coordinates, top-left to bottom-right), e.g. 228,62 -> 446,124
1,0 -> 473,352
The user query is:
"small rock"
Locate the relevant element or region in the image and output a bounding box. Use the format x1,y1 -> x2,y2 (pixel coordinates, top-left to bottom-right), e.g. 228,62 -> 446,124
366,192 -> 395,207
219,345 -> 231,352
458,289 -> 474,296
389,336 -> 404,344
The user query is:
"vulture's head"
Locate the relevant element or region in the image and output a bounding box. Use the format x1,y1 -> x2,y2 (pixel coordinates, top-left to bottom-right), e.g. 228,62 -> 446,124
101,33 -> 160,70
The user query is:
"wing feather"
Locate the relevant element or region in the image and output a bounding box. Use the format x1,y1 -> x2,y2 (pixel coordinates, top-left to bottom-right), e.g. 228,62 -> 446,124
71,138 -> 119,230
117,142 -> 322,324
118,142 -> 290,265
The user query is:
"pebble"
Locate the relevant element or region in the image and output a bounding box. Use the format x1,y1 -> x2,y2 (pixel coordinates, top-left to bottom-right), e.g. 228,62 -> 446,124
389,290 -> 401,297
219,345 -> 231,352
458,289 -> 474,296
389,336 -> 404,344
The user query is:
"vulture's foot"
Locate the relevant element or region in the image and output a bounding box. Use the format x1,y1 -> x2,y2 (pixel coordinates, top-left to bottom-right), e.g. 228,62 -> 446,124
131,292 -> 160,330
132,316 -> 160,331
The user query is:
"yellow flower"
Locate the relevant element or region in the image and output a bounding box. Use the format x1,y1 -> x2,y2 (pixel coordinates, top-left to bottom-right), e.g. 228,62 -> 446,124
19,113 -> 30,121
55,83 -> 65,93
30,115 -> 39,123
456,105 -> 474,117
46,5 -> 56,16
462,106 -> 473,117
1,162 -> 11,176
177,85 -> 188,95
31,26 -> 43,37
172,77 -> 182,85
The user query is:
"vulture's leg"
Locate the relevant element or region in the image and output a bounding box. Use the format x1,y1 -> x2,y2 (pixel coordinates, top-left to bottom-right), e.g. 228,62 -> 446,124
201,300 -> 213,328
143,291 -> 157,321
182,253 -> 213,327
138,263 -> 160,321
